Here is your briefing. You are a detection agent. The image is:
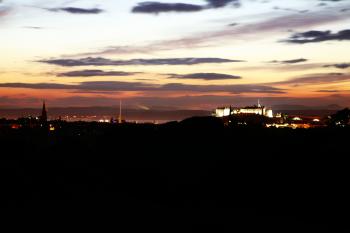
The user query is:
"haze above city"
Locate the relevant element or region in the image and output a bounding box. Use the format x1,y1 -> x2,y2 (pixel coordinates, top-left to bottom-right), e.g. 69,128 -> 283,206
1,0 -> 350,110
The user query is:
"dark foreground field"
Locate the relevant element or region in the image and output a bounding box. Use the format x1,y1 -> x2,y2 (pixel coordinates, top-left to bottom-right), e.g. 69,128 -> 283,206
0,119 -> 349,232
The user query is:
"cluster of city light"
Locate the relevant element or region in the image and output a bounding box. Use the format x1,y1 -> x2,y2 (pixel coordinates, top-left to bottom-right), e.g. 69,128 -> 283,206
98,119 -> 110,123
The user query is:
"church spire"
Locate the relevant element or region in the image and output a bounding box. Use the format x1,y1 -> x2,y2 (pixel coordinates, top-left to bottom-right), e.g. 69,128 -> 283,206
41,100 -> 47,122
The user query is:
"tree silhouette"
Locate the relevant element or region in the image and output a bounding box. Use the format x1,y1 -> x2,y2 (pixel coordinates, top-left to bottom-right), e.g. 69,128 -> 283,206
327,108 -> 350,127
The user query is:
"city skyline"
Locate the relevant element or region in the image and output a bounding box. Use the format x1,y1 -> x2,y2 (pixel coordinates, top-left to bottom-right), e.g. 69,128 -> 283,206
1,0 -> 350,109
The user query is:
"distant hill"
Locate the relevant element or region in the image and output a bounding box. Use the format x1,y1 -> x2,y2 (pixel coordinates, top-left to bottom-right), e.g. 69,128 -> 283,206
272,104 -> 343,111
0,107 -> 211,121
272,104 -> 343,117
275,109 -> 338,117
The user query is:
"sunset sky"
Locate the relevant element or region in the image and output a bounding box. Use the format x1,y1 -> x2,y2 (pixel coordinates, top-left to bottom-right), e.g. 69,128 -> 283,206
1,0 -> 350,109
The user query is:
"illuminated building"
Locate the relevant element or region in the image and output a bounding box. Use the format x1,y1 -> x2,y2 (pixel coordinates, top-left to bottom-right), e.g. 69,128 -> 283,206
215,107 -> 231,117
11,124 -> 21,129
49,124 -> 55,131
214,101 -> 274,118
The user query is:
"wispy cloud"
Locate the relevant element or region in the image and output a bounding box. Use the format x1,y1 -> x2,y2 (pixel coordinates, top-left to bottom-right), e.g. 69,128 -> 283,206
236,63 -> 323,72
271,73 -> 350,86
324,63 -> 350,69
319,0 -> 347,2
316,89 -> 340,93
77,6 -> 350,57
39,57 -> 243,67
22,26 -> 43,30
0,5 -> 10,18
45,7 -> 104,14
270,58 -> 308,64
0,81 -> 285,94
273,6 -> 309,14
56,69 -> 138,77
168,73 -> 241,80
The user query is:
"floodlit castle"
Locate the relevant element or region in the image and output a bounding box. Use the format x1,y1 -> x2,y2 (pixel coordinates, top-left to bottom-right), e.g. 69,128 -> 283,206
215,101 -> 274,118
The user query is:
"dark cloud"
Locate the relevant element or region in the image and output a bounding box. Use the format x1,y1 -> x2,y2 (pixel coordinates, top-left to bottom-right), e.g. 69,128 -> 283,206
270,58 -> 308,64
205,0 -> 240,8
131,0 -> 240,14
316,90 -> 340,93
284,29 -> 350,44
168,73 -> 241,80
0,83 -> 73,90
47,7 -> 103,14
57,69 -> 137,77
228,23 -> 238,27
340,8 -> 350,12
0,81 -> 284,94
272,73 -> 350,86
132,2 -> 203,14
324,63 -> 350,69
39,57 -> 243,67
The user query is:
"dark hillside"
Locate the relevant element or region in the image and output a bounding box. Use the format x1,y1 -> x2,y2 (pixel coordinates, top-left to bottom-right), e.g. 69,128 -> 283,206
0,121 -> 349,232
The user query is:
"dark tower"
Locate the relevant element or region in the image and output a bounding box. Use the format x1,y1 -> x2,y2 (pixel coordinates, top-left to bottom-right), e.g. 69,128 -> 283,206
118,100 -> 123,124
41,101 -> 47,122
